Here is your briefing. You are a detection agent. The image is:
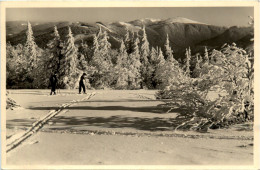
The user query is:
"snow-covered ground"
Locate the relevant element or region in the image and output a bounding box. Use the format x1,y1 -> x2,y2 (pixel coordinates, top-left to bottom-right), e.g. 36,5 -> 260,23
5,90 -> 253,166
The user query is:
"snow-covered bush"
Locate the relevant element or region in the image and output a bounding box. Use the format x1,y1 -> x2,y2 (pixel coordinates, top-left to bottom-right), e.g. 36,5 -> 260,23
156,43 -> 254,131
6,92 -> 21,110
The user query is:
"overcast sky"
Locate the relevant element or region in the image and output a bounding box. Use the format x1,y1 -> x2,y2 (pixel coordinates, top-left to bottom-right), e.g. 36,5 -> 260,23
6,7 -> 253,27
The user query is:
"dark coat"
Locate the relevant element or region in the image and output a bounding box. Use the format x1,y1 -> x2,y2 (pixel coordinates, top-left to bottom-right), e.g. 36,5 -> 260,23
50,75 -> 57,85
79,75 -> 85,84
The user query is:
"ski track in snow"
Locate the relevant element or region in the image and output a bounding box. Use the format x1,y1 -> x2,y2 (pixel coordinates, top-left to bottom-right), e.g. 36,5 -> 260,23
6,92 -> 96,153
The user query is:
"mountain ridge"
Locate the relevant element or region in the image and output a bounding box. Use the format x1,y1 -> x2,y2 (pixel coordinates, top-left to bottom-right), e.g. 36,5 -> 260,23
6,17 -> 253,60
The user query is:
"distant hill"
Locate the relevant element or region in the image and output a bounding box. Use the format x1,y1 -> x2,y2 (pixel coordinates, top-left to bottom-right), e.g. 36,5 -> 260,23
6,17 -> 253,60
196,26 -> 253,49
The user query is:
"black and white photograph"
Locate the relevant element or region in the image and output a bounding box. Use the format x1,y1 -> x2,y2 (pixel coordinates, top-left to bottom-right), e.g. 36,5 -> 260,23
1,1 -> 259,169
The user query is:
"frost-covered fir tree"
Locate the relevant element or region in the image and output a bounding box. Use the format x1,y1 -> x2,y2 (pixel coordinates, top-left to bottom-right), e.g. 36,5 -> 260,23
78,42 -> 89,71
60,27 -> 78,89
7,44 -> 27,88
24,21 -> 38,70
165,34 -> 176,64
140,26 -> 150,64
125,28 -> 130,43
184,48 -> 191,76
99,30 -> 112,68
154,35 -> 183,89
140,26 -> 152,88
115,39 -> 129,89
36,26 -> 63,89
130,29 -> 136,53
156,48 -> 165,66
118,39 -> 128,66
148,47 -> 159,88
127,37 -> 142,89
91,34 -> 102,87
47,26 -> 63,75
6,43 -> 19,88
99,30 -> 111,58
155,54 -> 184,89
124,28 -> 134,54
97,26 -> 103,38
91,29 -> 113,88
150,47 -> 157,65
248,16 -> 254,42
153,48 -> 166,88
188,46 -> 192,65
23,21 -> 44,88
192,53 -> 202,78
92,34 -> 99,54
204,46 -> 209,64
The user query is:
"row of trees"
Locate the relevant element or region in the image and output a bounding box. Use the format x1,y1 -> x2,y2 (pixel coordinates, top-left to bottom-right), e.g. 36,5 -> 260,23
7,21 -> 206,89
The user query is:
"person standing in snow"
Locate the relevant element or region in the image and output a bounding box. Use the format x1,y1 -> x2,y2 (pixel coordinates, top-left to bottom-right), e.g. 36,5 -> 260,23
50,73 -> 58,95
79,73 -> 87,94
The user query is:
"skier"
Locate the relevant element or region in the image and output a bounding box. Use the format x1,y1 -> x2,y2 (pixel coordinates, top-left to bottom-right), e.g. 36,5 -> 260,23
79,73 -> 87,94
50,72 -> 58,95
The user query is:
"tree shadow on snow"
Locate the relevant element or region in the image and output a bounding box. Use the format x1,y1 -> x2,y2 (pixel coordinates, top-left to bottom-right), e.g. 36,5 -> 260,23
25,100 -> 194,132
44,107 -> 192,132
29,99 -> 174,114
80,99 -> 163,103
29,105 -> 173,114
6,119 -> 35,129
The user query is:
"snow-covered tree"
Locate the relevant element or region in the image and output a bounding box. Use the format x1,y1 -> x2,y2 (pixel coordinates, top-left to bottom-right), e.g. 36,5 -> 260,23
132,37 -> 140,58
6,43 -> 19,88
118,39 -> 128,66
47,26 -> 63,75
99,30 -> 112,68
204,46 -> 209,64
157,43 -> 254,131
6,43 -> 39,88
92,34 -> 99,55
154,35 -> 184,89
60,26 -> 78,89
140,26 -> 150,64
155,58 -> 185,90
78,45 -> 88,71
248,16 -> 254,42
192,53 -> 202,78
99,30 -> 111,56
125,28 -> 130,43
24,21 -> 38,70
140,26 -> 152,88
22,21 -> 46,88
156,48 -> 165,66
165,34 -> 174,63
91,29 -> 113,88
148,47 -> 161,88
78,41 -> 92,64
127,37 -> 141,89
97,26 -> 103,39
124,28 -> 134,54
115,39 -> 129,89
184,48 -> 191,76
153,47 -> 166,88
150,47 -> 157,65
130,29 -> 136,52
